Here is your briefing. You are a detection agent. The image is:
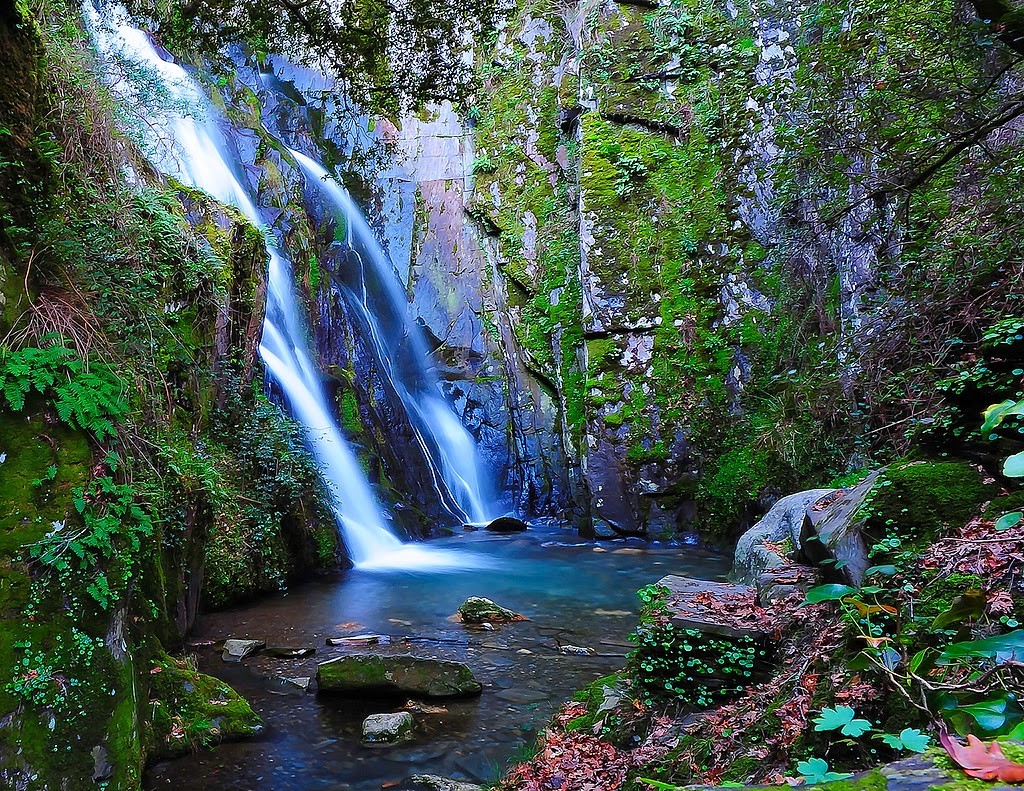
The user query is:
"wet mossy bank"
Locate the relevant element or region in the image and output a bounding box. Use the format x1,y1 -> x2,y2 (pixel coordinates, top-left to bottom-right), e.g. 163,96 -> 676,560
0,1 -> 337,785
495,458 -> 1024,791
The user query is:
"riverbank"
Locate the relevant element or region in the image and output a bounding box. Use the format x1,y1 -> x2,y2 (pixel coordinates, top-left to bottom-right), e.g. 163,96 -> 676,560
143,524 -> 729,789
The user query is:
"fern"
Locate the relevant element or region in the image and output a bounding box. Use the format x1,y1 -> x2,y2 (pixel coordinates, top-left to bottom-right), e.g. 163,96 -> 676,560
31,475 -> 154,610
0,344 -> 127,439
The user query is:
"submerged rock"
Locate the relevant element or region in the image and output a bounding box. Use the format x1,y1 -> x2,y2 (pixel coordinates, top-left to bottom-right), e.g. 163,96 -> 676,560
559,644 -> 595,655
406,775 -> 483,791
409,775 -> 484,791
484,516 -> 528,533
494,688 -> 549,703
457,596 -> 525,624
221,639 -> 265,662
263,645 -> 316,658
362,712 -> 414,744
316,654 -> 483,697
269,676 -> 312,695
400,699 -> 449,715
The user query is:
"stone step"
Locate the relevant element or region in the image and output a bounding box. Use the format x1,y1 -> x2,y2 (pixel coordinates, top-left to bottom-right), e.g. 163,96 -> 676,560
657,575 -> 774,641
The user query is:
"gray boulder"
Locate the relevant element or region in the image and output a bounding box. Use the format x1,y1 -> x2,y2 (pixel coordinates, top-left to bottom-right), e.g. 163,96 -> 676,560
317,654 -> 482,697
732,489 -> 835,584
800,471 -> 880,587
362,712 -> 414,744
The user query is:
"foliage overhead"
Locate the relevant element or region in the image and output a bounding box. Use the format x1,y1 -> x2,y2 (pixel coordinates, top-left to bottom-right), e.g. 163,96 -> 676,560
117,0 -> 505,113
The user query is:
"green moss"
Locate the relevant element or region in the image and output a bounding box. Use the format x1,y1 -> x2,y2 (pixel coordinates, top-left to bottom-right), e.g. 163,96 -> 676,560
0,411 -> 91,708
144,652 -> 262,760
812,769 -> 888,791
862,461 -> 996,544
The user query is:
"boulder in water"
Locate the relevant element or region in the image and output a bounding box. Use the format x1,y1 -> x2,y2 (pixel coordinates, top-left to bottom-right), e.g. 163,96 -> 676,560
362,712 -> 414,744
484,516 -> 528,533
457,596 -> 525,625
317,654 -> 482,697
221,639 -> 265,662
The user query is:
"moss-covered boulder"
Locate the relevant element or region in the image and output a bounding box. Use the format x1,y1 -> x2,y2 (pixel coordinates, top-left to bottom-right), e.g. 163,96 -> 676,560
457,596 -> 525,624
316,654 -> 482,697
143,653 -> 262,761
861,460 -> 996,545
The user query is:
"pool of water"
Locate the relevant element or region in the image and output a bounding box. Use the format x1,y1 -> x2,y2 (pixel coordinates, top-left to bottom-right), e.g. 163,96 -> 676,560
144,523 -> 729,790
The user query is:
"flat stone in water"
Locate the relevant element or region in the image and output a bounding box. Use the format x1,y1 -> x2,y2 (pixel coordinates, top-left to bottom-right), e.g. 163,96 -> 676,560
263,645 -> 316,658
326,634 -> 389,646
494,688 -> 549,704
221,639 -> 265,662
317,654 -> 482,697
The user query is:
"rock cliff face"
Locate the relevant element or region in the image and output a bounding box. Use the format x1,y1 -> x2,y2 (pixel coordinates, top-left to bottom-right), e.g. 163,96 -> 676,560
355,0 -> 1024,538
108,0 -> 1021,544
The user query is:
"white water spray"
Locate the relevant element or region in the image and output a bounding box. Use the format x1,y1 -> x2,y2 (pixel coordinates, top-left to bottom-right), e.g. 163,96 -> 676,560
288,150 -> 494,525
86,8 -> 487,570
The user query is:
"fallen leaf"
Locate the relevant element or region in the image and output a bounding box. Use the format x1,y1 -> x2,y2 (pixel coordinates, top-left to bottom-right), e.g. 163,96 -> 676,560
939,727 -> 1024,782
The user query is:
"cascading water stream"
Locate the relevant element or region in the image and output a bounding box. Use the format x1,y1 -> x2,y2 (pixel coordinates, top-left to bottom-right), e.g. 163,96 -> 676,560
288,150 -> 494,525
86,7 -> 487,570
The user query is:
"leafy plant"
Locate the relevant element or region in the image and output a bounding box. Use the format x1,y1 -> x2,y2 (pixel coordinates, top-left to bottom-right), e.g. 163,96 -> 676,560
0,344 -> 127,440
813,705 -> 873,737
982,397 -> 1024,477
877,728 -> 931,752
29,474 -> 154,610
796,758 -> 852,783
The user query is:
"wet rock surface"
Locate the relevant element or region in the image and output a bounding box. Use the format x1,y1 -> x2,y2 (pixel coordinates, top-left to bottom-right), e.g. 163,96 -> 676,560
362,712 -> 415,744
317,654 -> 483,698
457,596 -> 526,625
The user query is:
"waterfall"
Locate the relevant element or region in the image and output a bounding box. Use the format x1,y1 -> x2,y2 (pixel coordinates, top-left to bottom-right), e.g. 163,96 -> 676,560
287,150 -> 495,525
86,7 -> 487,570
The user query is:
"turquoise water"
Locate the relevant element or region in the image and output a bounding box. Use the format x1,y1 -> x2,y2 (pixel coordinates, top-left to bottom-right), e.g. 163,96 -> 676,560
144,524 -> 728,790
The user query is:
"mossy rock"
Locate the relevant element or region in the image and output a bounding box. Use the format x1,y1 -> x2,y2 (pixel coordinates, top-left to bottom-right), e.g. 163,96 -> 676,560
457,596 -> 525,624
143,652 -> 262,761
316,654 -> 482,697
862,460 -> 996,545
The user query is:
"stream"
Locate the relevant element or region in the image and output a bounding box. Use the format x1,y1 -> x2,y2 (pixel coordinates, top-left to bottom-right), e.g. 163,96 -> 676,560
143,523 -> 729,790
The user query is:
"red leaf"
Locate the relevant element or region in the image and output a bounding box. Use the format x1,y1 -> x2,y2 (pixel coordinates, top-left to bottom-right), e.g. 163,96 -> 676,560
939,727 -> 1024,782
